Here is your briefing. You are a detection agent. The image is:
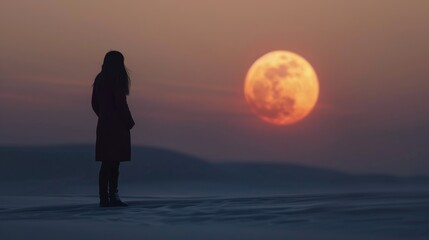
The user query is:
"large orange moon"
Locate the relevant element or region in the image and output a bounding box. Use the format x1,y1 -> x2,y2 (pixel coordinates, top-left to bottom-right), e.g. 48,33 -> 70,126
244,50 -> 319,125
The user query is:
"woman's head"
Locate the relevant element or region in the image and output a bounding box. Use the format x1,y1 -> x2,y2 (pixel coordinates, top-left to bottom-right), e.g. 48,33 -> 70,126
94,50 -> 131,95
102,51 -> 125,72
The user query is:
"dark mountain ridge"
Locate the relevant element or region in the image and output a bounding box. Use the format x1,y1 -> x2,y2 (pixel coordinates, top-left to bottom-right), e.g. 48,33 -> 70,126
1,145 -> 428,187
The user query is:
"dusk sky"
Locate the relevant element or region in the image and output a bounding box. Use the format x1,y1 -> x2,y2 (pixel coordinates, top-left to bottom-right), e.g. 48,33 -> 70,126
1,0 -> 428,175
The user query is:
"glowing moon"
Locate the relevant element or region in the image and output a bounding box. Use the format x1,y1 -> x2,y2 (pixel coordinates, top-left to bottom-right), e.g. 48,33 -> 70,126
244,50 -> 319,125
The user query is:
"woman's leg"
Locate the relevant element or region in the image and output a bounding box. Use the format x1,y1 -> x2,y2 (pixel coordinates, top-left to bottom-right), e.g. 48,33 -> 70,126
108,162 -> 128,206
99,162 -> 111,207
108,162 -> 120,197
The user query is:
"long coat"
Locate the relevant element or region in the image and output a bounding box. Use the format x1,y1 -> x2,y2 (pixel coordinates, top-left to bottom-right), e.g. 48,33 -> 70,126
91,80 -> 135,162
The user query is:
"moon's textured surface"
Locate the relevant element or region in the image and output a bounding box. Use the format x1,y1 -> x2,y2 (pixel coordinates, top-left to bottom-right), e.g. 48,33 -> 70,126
244,51 -> 319,125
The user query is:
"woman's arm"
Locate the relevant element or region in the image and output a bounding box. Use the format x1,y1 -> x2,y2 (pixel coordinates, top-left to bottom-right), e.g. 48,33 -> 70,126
113,87 -> 135,130
91,86 -> 99,117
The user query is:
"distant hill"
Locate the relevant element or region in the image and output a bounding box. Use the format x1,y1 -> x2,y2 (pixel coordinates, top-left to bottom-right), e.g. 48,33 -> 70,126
0,144 -> 215,182
1,145 -> 428,188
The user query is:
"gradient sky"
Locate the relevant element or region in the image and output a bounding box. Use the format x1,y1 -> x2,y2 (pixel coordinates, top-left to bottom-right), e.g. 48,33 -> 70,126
1,0 -> 428,175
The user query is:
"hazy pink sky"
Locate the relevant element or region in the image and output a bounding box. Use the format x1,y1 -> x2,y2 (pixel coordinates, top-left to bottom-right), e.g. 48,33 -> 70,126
1,0 -> 429,175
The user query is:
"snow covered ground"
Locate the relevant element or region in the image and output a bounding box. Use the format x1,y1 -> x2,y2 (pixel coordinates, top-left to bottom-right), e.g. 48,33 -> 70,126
1,190 -> 428,240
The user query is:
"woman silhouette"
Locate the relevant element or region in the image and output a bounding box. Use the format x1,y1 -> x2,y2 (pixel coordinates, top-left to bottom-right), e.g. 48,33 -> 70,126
91,51 -> 135,207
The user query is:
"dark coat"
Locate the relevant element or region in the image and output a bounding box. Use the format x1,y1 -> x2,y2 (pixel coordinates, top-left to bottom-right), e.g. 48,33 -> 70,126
91,79 -> 135,162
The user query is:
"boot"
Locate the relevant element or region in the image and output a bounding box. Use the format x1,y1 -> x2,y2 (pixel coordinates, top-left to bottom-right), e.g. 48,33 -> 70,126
109,189 -> 128,207
108,162 -> 127,207
99,194 -> 109,207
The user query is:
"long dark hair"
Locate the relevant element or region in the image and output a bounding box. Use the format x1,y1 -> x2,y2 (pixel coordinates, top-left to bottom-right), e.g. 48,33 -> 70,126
92,50 -> 131,95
